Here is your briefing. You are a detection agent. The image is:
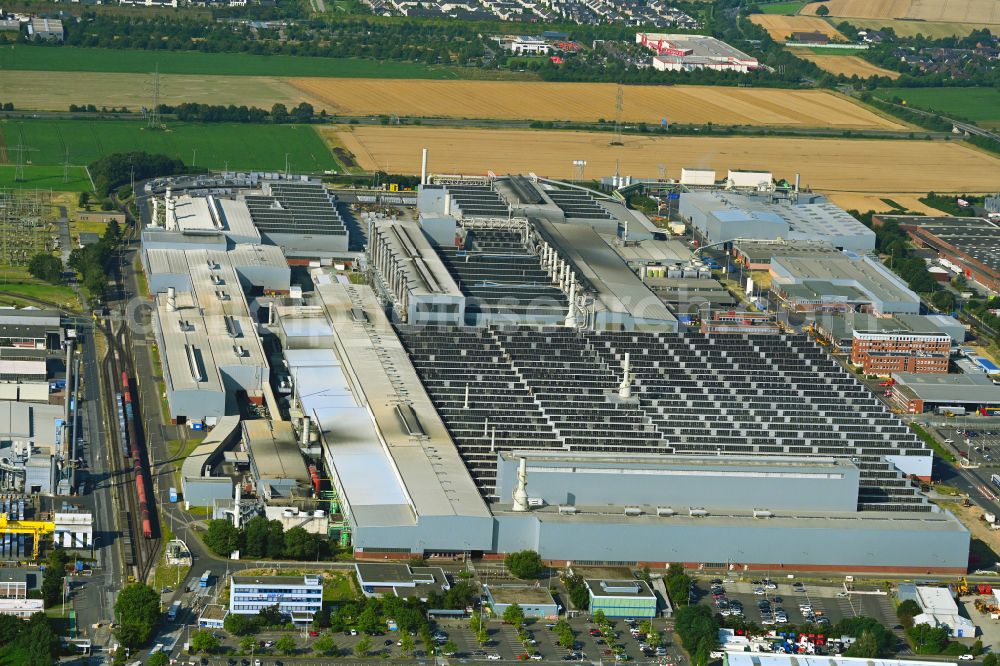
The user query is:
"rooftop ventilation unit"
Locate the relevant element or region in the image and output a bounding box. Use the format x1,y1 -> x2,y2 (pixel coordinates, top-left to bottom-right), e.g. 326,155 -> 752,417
753,508 -> 773,519
558,505 -> 577,514
233,345 -> 247,358
656,507 -> 675,517
624,506 -> 643,517
216,290 -> 229,301
184,344 -> 203,382
689,507 -> 709,517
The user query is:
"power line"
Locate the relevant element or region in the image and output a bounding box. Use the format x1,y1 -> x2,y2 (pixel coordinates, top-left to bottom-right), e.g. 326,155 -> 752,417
148,64 -> 161,129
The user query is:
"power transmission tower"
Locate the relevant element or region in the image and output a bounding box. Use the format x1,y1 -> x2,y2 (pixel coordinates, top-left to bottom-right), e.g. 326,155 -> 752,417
611,85 -> 624,146
148,65 -> 161,129
63,147 -> 70,184
11,127 -> 37,183
658,163 -> 667,181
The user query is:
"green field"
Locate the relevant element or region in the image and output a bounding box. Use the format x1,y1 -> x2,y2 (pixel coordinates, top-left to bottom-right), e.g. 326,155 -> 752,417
0,165 -> 91,191
0,44 -> 460,79
756,0 -> 807,14
873,87 -> 1000,127
1,119 -> 337,172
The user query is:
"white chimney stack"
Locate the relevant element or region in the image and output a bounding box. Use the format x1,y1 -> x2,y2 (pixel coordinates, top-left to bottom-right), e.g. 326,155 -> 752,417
618,353 -> 633,400
166,287 -> 177,312
564,275 -> 578,329
511,457 -> 529,512
421,148 -> 428,186
301,415 -> 311,446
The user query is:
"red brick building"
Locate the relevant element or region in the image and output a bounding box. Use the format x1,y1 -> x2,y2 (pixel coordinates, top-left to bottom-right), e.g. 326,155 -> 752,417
851,330 -> 951,375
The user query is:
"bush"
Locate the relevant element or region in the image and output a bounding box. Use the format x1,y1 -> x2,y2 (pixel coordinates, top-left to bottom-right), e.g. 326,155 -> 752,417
27,253 -> 63,284
505,550 -> 544,579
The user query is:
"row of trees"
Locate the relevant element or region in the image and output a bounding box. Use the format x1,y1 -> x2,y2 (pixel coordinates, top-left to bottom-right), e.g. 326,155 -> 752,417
203,515 -> 331,560
89,151 -> 187,197
69,215 -> 122,298
158,101 -> 320,124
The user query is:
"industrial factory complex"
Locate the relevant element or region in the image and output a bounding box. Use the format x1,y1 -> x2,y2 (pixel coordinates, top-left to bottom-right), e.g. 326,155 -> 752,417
138,162 -> 993,575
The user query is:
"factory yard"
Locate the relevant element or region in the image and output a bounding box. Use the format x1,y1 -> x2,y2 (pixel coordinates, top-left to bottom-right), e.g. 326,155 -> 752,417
288,78 -> 901,128
790,52 -> 901,79
331,126 -> 1000,197
749,15 -> 847,42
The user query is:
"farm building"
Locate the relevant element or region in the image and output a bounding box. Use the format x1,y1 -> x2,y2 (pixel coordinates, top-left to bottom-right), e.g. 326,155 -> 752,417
27,18 -> 62,41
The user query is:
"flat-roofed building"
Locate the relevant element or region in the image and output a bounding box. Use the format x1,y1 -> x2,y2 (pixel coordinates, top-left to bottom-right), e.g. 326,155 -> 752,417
875,215 -> 1000,294
485,585 -> 558,619
851,330 -> 951,375
367,218 -> 465,326
888,372 -> 1000,414
586,579 -> 657,618
244,181 -> 348,258
638,33 -> 758,72
355,563 -> 451,599
198,604 -> 229,629
229,574 -> 323,623
680,190 -> 875,252
242,419 -> 308,500
771,254 -> 920,315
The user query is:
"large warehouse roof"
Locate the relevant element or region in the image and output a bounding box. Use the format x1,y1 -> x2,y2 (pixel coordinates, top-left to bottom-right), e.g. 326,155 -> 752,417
891,372 -> 1000,405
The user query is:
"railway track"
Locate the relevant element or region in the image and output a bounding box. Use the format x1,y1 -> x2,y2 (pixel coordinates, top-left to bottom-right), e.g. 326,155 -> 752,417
99,317 -> 160,583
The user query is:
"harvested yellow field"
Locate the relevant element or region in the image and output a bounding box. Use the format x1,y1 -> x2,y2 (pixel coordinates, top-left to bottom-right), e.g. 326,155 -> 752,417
330,126 -> 1000,196
802,0 -> 1000,24
837,17 -> 994,36
792,52 -> 900,79
749,15 -> 846,42
288,78 -> 901,129
825,193 -> 948,214
0,71 -> 319,111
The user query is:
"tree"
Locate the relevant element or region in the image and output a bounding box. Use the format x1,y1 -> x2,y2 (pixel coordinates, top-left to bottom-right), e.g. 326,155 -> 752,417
846,630 -> 883,658
815,3 -> 830,14
41,547 -> 68,608
275,634 -> 297,655
908,623 -> 949,654
355,636 -> 372,657
285,526 -> 324,560
593,609 -> 607,624
28,254 -> 63,284
191,629 -> 220,654
226,613 -> 259,636
505,550 -> 544,579
257,604 -> 284,627
265,519 -> 285,559
666,564 -> 692,607
896,598 -> 921,627
314,634 -> 338,656
930,289 -> 956,312
503,603 -> 525,628
442,639 -> 459,656
271,103 -> 289,123
243,515 -> 271,558
113,583 -> 160,649
399,632 -> 416,656
982,653 -> 998,666
147,653 -> 169,666
476,627 -> 489,646
204,519 -> 241,556
240,635 -> 257,653
78,192 -> 90,207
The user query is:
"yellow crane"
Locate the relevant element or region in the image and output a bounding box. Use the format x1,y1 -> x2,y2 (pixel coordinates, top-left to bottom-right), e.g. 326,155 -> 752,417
0,514 -> 56,559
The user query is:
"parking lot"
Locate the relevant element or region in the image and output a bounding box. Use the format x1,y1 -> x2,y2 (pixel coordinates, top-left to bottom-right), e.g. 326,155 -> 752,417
695,578 -> 898,632
931,424 -> 1000,467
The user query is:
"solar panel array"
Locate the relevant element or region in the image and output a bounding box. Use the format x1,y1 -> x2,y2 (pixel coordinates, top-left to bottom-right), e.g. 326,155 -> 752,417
448,185 -> 510,219
547,190 -> 613,220
396,324 -> 929,512
244,182 -> 347,237
438,229 -> 568,321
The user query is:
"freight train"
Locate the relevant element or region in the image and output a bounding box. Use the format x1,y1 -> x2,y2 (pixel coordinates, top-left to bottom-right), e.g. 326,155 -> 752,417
122,372 -> 153,539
